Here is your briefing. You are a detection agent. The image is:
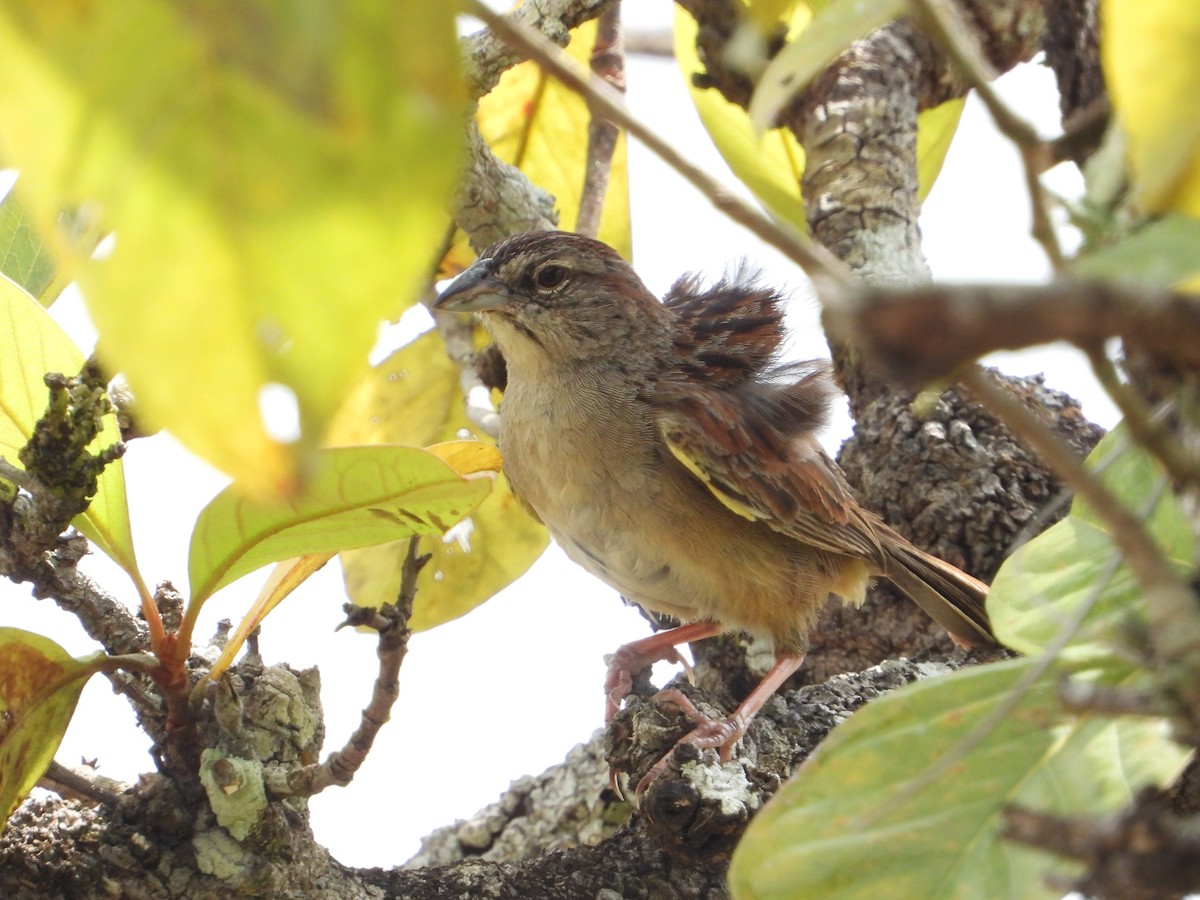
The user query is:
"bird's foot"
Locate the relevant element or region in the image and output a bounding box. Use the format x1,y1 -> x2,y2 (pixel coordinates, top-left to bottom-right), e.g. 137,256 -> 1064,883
633,688 -> 746,797
603,642 -> 693,724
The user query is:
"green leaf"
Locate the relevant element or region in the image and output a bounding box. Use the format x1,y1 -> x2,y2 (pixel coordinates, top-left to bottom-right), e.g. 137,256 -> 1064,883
0,274 -> 142,593
329,333 -> 549,631
746,0 -> 906,134
0,629 -> 100,824
0,186 -> 58,304
990,426 -> 1196,657
187,445 -> 494,607
0,1 -> 466,498
729,659 -> 1186,900
1072,214 -> 1200,288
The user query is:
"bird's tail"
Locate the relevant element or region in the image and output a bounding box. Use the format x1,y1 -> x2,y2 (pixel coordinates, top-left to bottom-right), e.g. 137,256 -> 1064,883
882,536 -> 995,649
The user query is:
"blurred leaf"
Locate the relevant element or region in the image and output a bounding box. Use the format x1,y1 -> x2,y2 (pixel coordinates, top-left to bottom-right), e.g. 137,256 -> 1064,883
746,0 -> 905,134
1072,214 -> 1200,289
330,332 -> 549,630
674,6 -> 960,228
0,186 -> 58,304
730,659 -> 1186,899
1101,0 -> 1200,216
745,0 -> 803,33
0,2 -> 465,498
0,629 -> 101,824
990,426 -> 1195,657
187,445 -> 493,608
443,18 -> 631,276
915,98 -> 965,199
0,274 -> 143,595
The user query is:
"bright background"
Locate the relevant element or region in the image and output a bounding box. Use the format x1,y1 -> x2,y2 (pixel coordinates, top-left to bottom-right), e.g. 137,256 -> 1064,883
3,1 -> 1118,867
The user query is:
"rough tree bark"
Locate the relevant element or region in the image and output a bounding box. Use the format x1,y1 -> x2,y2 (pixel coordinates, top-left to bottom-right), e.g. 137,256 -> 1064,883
0,1 -> 1130,898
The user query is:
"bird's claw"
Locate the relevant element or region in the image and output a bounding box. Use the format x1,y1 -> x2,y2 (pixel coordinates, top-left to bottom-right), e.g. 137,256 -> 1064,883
632,688 -> 745,798
603,644 -> 688,723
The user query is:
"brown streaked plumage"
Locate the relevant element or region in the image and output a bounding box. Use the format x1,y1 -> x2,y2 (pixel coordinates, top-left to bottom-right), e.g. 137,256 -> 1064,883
435,230 -> 994,787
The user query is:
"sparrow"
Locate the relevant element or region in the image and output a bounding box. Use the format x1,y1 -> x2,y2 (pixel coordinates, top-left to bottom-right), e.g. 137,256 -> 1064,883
434,230 -> 993,783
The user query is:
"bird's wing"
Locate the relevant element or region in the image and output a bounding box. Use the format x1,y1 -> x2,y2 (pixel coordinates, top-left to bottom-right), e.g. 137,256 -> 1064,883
663,271 -> 787,388
654,374 -> 885,562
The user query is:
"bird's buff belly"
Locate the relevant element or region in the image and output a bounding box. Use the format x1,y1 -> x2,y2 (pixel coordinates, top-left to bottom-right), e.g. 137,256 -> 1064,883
548,510 -> 818,640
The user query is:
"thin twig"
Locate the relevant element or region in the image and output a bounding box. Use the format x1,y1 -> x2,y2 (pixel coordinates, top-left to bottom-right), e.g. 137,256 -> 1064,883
849,549 -> 1124,832
38,760 -> 127,808
462,0 -> 852,289
963,367 -> 1200,711
623,29 -> 674,57
822,280 -> 1200,384
912,0 -> 1064,270
1086,347 -> 1200,488
271,538 -> 429,797
575,2 -> 624,239
961,368 -> 1181,592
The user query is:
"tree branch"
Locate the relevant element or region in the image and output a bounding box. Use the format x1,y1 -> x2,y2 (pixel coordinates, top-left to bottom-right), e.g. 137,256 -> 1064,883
575,2 -> 624,239
822,280 -> 1200,384
461,0 -> 850,287
273,539 -> 427,798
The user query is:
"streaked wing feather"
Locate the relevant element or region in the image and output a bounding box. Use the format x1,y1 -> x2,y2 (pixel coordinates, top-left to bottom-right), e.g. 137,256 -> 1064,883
655,378 -> 884,562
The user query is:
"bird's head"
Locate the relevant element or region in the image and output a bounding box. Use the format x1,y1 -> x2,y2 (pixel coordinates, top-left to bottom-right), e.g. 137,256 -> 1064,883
434,231 -> 670,371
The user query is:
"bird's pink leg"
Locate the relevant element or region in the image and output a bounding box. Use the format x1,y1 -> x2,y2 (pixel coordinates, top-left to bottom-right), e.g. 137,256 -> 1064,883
604,621 -> 722,723
636,651 -> 806,796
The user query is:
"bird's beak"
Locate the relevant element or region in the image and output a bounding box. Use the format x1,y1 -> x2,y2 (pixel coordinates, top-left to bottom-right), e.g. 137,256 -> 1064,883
433,258 -> 512,313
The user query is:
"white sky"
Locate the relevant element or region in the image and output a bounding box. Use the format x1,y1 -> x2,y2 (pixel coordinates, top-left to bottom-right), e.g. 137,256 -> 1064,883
4,2 -> 1120,868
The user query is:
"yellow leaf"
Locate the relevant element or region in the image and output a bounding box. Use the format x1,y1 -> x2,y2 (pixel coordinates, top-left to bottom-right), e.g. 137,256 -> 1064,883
440,17 -> 631,277
746,0 -> 905,135
330,332 -> 549,629
0,629 -> 100,824
0,2 -> 466,498
341,473 -> 548,632
745,0 -> 803,33
916,98 -> 965,199
1102,0 -> 1200,216
675,5 -> 809,227
426,440 -> 503,478
674,5 -> 961,224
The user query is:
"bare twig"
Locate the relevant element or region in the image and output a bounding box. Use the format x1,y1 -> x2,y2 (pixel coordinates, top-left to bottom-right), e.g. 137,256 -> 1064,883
38,761 -> 127,808
462,0 -> 852,288
460,0 -> 613,100
623,28 -> 674,57
271,538 -> 429,797
1003,791 -> 1200,898
962,368 -> 1200,721
822,281 -> 1200,384
911,0 -> 1065,270
1086,348 -> 1200,487
575,3 -> 624,239
849,549 -> 1124,832
962,369 -> 1181,593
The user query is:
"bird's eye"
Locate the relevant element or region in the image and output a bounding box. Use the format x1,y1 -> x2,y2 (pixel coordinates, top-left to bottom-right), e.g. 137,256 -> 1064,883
534,265 -> 566,290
